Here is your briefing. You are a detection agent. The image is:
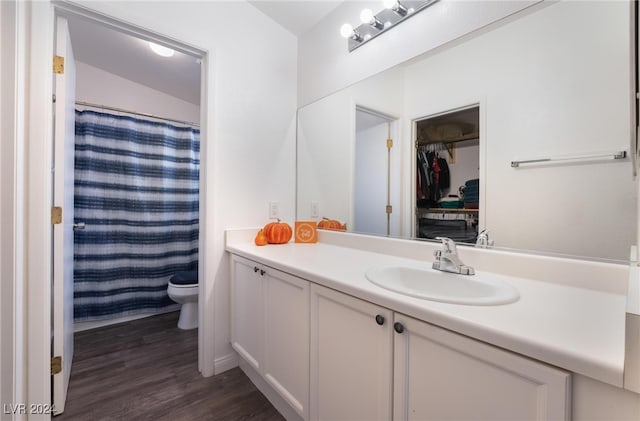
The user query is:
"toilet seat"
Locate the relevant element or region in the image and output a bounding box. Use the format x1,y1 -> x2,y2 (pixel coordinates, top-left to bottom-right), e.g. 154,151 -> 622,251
167,282 -> 198,297
168,282 -> 198,289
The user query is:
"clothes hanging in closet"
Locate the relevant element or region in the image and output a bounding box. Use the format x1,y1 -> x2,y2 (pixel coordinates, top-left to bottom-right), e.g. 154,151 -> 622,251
416,149 -> 449,206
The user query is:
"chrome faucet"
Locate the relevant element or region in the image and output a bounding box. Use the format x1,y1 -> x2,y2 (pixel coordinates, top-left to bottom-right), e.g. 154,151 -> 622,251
432,237 -> 475,275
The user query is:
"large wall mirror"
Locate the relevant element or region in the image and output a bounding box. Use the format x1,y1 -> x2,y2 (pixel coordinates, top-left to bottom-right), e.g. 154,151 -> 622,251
297,1 -> 638,262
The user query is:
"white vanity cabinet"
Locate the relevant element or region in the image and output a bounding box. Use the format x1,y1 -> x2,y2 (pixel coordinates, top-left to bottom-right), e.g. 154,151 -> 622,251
231,253 -> 572,421
393,314 -> 571,420
230,254 -> 310,420
309,284 -> 570,421
310,284 -> 393,421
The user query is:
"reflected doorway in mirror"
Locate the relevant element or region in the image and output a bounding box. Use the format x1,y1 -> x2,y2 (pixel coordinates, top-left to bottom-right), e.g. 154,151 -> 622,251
415,105 -> 480,245
354,106 -> 400,237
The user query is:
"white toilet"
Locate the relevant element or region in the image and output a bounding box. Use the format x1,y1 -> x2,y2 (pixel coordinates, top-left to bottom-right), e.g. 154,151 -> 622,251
167,270 -> 198,330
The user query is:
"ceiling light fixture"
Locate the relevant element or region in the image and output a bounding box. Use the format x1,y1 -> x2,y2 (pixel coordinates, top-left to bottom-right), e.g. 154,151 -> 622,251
340,0 -> 439,52
149,42 -> 175,57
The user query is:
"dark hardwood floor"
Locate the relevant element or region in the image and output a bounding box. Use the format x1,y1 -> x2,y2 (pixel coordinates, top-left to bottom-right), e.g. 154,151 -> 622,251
57,311 -> 284,421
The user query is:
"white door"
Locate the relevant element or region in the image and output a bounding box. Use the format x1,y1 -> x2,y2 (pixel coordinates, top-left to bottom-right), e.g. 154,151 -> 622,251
230,254 -> 264,371
393,313 -> 571,420
52,15 -> 76,415
310,284 -> 393,421
263,268 -> 310,420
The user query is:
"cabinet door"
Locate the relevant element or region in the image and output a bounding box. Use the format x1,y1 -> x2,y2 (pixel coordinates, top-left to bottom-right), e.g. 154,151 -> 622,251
263,268 -> 310,420
310,284 -> 393,421
393,314 -> 571,421
230,254 -> 263,371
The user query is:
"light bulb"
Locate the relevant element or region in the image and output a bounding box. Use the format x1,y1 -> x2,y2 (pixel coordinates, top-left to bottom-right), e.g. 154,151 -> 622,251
383,0 -> 398,10
340,23 -> 355,38
149,42 -> 175,57
360,8 -> 375,24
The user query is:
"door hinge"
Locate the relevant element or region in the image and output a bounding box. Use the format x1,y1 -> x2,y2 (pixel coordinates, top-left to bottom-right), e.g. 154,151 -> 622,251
53,94 -> 56,103
51,356 -> 62,375
51,206 -> 62,224
386,138 -> 393,149
53,55 -> 64,74
386,205 -> 393,214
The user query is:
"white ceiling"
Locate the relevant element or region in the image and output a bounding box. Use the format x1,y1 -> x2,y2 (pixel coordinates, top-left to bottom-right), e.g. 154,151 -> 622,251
65,2 -> 343,106
67,15 -> 202,105
248,1 -> 343,35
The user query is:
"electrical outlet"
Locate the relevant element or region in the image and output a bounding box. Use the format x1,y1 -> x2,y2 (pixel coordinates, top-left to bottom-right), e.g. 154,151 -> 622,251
311,201 -> 320,218
269,201 -> 279,219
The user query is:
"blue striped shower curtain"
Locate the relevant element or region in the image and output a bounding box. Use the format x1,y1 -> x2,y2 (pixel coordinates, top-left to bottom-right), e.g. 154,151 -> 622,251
73,109 -> 200,321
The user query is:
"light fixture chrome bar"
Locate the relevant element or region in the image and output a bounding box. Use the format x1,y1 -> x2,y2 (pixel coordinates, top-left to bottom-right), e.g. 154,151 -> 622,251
511,150 -> 627,168
345,0 -> 439,52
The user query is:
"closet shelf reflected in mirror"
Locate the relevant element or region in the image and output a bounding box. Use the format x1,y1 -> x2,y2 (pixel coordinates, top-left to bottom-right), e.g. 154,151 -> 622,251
415,105 -> 479,162
416,106 -> 479,144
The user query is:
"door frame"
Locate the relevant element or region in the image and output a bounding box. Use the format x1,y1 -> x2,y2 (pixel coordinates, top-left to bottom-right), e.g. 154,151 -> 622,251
24,1 -> 210,412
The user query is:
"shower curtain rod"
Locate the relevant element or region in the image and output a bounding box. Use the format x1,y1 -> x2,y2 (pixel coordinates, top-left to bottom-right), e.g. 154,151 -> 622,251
75,100 -> 200,128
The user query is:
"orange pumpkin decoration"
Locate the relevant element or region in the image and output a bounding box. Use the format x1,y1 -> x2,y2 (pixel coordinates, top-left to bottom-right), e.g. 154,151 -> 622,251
317,217 -> 347,231
263,219 -> 293,244
254,229 -> 268,246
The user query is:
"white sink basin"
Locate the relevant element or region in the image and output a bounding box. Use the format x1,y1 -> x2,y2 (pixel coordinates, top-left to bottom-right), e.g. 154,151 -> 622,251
365,264 -> 519,306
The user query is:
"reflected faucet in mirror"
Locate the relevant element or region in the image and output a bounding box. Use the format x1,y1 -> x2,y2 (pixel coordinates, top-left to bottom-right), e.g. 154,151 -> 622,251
475,229 -> 494,249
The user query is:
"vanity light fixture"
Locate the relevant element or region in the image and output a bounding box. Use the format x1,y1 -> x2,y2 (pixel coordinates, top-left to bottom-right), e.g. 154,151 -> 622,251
340,0 -> 439,52
149,41 -> 175,57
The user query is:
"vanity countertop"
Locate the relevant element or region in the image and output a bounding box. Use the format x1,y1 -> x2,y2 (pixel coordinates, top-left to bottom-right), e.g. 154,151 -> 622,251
225,229 -> 627,389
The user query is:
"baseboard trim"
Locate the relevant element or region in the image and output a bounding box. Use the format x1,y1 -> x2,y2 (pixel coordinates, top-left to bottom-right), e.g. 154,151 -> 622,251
238,359 -> 303,421
214,352 -> 238,375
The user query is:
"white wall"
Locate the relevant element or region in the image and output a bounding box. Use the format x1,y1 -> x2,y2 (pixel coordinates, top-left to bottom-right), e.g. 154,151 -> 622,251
297,65 -> 405,230
19,0 -> 297,409
75,61 -> 200,124
298,0 -> 540,106
446,141 -> 479,198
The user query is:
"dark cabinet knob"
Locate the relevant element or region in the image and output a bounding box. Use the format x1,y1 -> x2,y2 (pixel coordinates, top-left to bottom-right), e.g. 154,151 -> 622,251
394,322 -> 404,334
260,269 -> 266,276
375,314 -> 385,325
254,267 -> 259,273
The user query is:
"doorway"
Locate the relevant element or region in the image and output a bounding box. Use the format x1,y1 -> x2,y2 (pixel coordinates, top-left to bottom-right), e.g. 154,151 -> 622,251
52,7 -> 205,414
414,105 -> 480,244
